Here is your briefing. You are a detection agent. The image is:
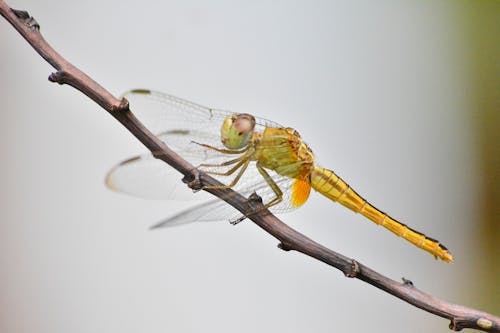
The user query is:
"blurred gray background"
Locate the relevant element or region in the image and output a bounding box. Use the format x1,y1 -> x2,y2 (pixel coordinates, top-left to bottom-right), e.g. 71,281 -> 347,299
1,1 -> 498,332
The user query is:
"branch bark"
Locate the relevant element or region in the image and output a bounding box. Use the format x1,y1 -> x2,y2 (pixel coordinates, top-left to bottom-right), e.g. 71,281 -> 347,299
1,2 -> 498,332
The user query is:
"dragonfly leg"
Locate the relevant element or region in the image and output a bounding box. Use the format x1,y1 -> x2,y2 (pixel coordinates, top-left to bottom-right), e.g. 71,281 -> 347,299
192,141 -> 248,155
198,154 -> 246,169
202,158 -> 247,177
202,158 -> 251,189
229,164 -> 283,225
256,162 -> 283,209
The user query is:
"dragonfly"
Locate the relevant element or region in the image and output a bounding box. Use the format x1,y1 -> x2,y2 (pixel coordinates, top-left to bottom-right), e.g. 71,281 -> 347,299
106,89 -> 453,263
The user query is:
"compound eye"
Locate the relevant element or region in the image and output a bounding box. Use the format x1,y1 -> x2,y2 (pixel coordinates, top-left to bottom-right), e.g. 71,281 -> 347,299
220,113 -> 256,149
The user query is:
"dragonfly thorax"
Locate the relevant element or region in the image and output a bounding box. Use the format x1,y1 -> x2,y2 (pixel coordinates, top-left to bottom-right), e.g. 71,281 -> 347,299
255,127 -> 315,180
220,113 -> 256,149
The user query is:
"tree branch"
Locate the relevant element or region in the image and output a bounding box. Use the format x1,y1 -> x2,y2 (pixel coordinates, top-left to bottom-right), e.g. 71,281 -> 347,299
1,2 -> 498,332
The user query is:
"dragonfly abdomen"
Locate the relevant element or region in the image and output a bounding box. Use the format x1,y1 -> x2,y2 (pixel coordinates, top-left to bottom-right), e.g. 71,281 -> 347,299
310,166 -> 453,263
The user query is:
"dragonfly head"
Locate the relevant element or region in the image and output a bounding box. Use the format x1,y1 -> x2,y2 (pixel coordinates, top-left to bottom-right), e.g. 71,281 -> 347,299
221,113 -> 255,149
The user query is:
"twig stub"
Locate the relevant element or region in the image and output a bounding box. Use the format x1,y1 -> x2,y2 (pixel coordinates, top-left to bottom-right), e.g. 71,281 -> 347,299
11,8 -> 39,30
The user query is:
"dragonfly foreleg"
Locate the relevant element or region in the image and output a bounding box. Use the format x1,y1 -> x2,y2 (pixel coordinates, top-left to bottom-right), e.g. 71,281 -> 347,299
198,154 -> 246,169
192,141 -> 248,155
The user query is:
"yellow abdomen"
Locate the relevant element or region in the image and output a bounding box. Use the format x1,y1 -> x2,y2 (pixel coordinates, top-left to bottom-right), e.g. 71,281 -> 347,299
310,166 -> 453,263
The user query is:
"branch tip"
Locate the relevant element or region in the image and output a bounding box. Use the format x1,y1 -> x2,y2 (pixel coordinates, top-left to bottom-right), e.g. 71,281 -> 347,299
476,317 -> 494,330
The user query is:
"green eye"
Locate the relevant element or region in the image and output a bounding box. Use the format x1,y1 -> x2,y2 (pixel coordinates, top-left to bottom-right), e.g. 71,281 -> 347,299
220,114 -> 255,149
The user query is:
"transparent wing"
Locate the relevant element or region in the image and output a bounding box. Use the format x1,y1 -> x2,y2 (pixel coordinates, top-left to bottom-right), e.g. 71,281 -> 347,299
150,199 -> 233,228
106,150 -> 300,207
151,175 -> 299,229
123,89 -> 283,152
106,153 -> 208,201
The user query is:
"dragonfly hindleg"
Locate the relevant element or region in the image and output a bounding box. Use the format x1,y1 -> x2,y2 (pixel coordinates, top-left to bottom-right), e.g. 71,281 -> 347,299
256,162 -> 283,209
228,163 -> 283,224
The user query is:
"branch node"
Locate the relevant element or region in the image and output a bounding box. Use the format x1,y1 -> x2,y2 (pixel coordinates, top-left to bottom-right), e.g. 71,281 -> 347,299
183,168 -> 202,192
11,8 -> 39,30
402,277 -> 414,287
48,71 -> 66,85
248,192 -> 263,203
345,259 -> 360,278
110,97 -> 129,112
229,193 -> 265,225
278,242 -> 292,251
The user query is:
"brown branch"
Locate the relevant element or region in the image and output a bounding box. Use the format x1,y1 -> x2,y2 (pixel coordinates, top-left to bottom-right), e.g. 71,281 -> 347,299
1,2 -> 498,332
